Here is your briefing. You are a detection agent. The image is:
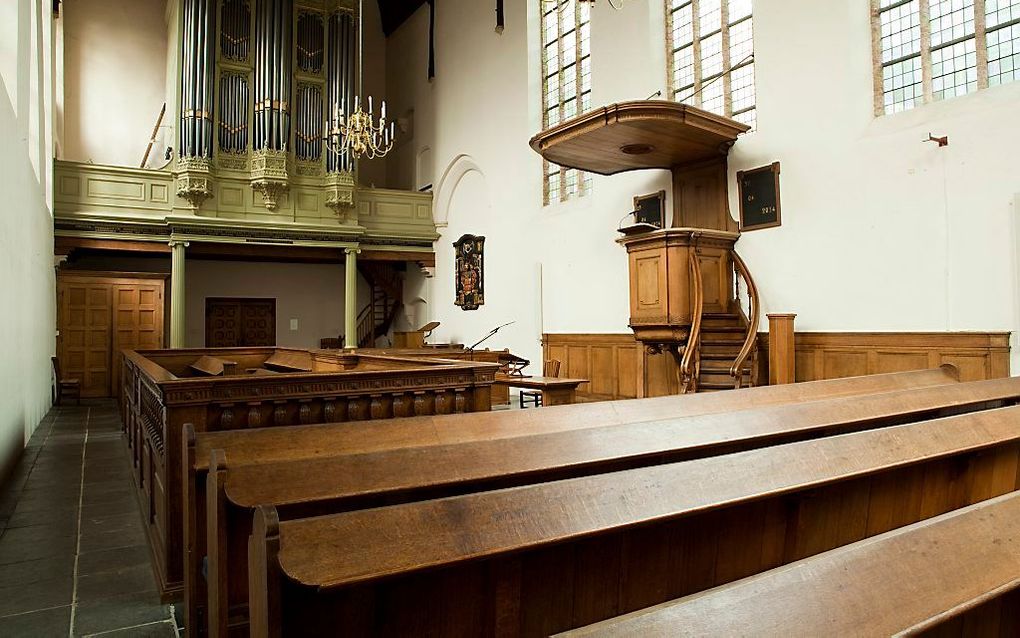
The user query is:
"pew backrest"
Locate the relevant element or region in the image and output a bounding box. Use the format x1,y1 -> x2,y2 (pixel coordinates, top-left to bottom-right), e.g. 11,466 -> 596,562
558,491 -> 1020,637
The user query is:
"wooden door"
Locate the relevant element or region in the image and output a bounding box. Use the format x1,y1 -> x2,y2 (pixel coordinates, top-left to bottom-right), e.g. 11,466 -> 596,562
59,280 -> 113,398
205,298 -> 276,347
58,274 -> 166,398
112,282 -> 165,395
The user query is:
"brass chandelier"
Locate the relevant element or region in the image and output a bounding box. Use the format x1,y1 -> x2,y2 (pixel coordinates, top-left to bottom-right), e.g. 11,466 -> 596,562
322,0 -> 394,161
324,95 -> 394,160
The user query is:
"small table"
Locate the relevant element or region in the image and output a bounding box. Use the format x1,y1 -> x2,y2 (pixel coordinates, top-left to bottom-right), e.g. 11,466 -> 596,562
493,375 -> 588,407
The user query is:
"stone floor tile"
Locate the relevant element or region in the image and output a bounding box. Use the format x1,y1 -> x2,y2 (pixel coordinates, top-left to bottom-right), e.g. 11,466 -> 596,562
0,605 -> 72,637
78,525 -> 147,554
76,562 -> 157,604
82,619 -> 177,637
0,554 -> 75,588
77,544 -> 151,577
71,590 -> 170,637
0,532 -> 77,564
0,576 -> 74,617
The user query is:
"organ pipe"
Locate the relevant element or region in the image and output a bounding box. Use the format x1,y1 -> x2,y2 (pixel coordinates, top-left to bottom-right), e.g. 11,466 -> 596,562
219,73 -> 249,154
326,10 -> 355,173
252,0 -> 292,152
179,0 -> 215,159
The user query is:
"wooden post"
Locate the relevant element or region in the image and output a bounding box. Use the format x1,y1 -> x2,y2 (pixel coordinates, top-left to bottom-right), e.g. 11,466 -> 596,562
768,313 -> 797,385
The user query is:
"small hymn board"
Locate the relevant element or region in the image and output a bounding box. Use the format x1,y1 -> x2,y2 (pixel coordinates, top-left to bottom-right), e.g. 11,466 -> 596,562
737,162 -> 781,231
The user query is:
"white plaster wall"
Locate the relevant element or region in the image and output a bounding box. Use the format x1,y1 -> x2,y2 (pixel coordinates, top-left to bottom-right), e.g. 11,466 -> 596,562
387,0 -> 1020,370
0,0 -> 57,485
62,0 -> 168,166
184,260 -> 371,349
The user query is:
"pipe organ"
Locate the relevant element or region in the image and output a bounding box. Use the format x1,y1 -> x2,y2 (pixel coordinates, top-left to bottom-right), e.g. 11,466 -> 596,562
175,0 -> 358,214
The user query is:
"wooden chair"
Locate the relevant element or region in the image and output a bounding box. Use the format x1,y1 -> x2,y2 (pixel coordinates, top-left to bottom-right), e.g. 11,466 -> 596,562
520,359 -> 561,408
319,336 -> 344,349
52,356 -> 81,406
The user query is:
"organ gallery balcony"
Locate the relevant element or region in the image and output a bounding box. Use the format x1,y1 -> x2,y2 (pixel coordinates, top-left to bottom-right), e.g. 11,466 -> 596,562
52,159 -> 438,251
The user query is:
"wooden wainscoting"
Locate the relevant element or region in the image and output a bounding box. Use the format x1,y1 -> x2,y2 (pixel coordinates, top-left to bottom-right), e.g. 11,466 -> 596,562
542,334 -> 688,401
544,332 -> 1010,402
790,332 -> 1010,382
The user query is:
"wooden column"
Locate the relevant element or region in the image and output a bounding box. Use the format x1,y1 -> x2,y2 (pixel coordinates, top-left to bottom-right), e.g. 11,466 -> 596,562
768,313 -> 796,385
344,247 -> 360,346
169,240 -> 189,348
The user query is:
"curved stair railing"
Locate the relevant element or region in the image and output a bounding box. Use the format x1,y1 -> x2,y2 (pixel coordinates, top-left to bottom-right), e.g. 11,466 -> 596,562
679,248 -> 704,394
729,249 -> 760,389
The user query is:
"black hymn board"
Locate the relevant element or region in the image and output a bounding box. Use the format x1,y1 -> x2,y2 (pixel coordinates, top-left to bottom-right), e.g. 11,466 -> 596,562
737,162 -> 781,231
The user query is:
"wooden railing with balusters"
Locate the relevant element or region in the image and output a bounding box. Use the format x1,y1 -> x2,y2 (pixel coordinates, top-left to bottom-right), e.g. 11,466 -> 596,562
730,249 -> 760,388
356,302 -> 375,348
679,249 -> 704,394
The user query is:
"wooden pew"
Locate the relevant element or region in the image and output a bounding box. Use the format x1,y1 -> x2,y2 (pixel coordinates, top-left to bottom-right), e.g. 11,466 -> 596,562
560,491 -> 1020,637
248,407 -> 1020,637
182,366 -> 967,636
198,377 -> 1020,637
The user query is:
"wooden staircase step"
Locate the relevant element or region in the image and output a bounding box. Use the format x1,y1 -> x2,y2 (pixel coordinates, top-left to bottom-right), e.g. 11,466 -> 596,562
700,326 -> 746,334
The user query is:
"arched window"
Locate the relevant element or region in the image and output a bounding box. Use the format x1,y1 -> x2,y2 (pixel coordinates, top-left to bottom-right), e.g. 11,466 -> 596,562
666,0 -> 756,128
540,0 -> 593,205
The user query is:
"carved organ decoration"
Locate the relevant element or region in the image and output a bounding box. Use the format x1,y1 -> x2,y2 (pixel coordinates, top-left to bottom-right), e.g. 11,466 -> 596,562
176,0 -> 216,209
174,0 -> 357,214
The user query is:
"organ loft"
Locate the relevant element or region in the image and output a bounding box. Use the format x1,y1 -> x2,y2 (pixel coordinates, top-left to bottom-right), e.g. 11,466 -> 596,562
2,0 -> 1020,636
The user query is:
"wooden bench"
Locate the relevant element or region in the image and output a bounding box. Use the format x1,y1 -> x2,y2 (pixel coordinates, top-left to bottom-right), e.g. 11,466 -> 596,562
181,366 -> 966,634
193,376 -> 1020,637
560,491 -> 1020,637
247,407 -> 1020,637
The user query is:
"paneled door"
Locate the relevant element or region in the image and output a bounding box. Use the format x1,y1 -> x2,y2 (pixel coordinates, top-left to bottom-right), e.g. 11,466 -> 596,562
205,298 -> 276,347
112,282 -> 165,395
58,273 -> 166,398
59,281 -> 113,398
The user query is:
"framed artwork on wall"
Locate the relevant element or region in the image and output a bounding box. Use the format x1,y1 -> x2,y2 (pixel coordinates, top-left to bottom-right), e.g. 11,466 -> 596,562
454,234 -> 485,311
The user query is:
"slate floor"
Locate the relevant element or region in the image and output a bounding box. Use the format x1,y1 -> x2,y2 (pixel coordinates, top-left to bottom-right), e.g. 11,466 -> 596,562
0,401 -> 181,637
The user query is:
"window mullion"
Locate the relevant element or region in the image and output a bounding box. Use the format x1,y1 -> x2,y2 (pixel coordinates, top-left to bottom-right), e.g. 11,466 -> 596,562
665,5 -> 676,98
691,0 -> 703,106
919,0 -> 934,102
975,0 -> 990,89
870,0 -> 885,116
721,1 -> 732,116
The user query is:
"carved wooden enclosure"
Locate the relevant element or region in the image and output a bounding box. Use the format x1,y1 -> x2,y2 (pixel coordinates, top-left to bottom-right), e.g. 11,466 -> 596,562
119,347 -> 497,600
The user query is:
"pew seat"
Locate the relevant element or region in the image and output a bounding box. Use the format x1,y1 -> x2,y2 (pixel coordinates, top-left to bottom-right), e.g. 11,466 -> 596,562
561,491 -> 1020,637
190,375 -> 1020,637
247,407 -> 1020,637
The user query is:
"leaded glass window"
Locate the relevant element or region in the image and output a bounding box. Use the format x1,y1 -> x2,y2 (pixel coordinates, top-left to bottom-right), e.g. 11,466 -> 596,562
873,0 -> 1019,115
541,0 -> 593,206
666,0 -> 757,128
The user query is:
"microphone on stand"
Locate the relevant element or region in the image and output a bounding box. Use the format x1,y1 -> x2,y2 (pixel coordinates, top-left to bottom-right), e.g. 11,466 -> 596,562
467,321 -> 515,353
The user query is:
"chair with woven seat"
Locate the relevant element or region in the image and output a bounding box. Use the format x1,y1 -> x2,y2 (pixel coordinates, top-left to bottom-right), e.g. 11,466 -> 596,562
520,359 -> 561,408
52,356 -> 81,406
